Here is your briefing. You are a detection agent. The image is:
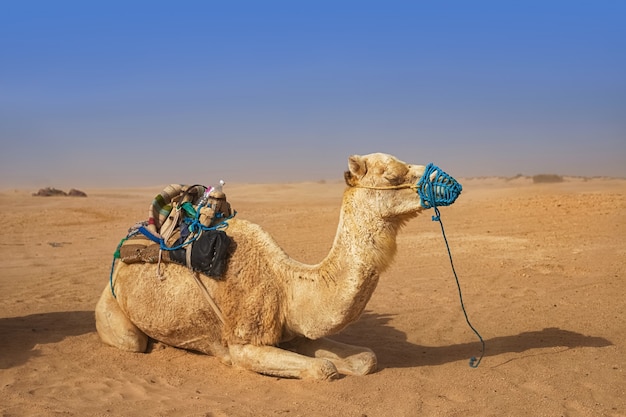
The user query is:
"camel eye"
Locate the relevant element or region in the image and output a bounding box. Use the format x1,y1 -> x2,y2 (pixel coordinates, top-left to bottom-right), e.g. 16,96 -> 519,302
384,164 -> 409,185
373,166 -> 385,176
384,173 -> 404,185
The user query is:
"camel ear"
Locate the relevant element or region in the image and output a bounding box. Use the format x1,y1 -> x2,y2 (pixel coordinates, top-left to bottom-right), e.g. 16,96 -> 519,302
345,155 -> 367,186
348,155 -> 367,177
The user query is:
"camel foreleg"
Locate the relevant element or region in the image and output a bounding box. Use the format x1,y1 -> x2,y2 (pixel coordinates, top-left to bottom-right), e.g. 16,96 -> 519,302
282,337 -> 377,376
228,343 -> 339,380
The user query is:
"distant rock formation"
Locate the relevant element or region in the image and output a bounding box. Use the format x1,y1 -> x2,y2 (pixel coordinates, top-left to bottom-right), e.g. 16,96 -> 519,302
68,188 -> 88,197
33,187 -> 87,197
33,187 -> 67,197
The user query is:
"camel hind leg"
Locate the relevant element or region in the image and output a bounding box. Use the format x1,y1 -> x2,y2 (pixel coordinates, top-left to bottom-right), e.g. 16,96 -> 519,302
95,286 -> 148,352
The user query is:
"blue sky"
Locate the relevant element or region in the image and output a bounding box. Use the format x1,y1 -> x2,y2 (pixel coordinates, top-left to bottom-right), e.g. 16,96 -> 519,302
1,1 -> 624,188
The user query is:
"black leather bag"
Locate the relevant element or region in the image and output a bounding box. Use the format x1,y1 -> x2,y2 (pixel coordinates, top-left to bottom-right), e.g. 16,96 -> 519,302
170,230 -> 231,279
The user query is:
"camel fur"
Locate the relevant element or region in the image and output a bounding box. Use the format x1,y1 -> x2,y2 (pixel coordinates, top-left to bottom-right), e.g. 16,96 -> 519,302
95,153 -> 436,380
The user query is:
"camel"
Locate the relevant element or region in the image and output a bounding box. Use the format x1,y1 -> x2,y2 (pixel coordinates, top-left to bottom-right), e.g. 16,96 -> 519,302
95,153 -> 456,380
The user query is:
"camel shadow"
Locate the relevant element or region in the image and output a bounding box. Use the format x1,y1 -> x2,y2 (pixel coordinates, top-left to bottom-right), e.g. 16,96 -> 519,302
0,311 -> 95,369
1,310 -> 612,371
331,312 -> 613,369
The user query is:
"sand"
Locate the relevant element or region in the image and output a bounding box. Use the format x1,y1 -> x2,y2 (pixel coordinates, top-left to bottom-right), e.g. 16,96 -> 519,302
1,177 -> 625,416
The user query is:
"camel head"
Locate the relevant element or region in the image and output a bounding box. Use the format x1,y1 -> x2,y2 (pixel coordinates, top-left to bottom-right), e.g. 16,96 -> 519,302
344,152 -> 428,220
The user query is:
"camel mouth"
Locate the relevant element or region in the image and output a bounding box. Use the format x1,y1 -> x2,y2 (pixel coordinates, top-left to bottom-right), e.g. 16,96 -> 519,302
416,163 -> 463,209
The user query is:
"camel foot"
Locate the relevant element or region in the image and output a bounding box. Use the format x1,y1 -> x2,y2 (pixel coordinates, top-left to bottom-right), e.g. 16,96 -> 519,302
282,337 -> 378,376
228,343 -> 339,380
95,286 -> 148,352
340,350 -> 377,376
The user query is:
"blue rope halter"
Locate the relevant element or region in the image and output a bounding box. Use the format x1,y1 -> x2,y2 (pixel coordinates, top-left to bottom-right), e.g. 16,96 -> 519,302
417,164 -> 485,368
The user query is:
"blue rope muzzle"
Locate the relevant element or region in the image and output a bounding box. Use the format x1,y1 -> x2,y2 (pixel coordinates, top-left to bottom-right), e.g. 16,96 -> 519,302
416,163 -> 463,209
417,163 -> 485,368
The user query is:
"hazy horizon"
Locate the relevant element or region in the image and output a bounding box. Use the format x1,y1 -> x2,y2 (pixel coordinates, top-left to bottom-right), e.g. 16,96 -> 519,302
1,2 -> 625,189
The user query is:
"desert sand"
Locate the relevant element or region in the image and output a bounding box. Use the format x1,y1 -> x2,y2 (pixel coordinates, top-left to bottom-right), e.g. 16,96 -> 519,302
1,176 -> 625,416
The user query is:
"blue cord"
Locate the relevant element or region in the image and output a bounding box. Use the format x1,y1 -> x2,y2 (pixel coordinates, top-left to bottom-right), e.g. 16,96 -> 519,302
422,165 -> 484,368
136,212 -> 234,252
109,237 -> 127,298
432,207 -> 485,368
109,256 -> 118,298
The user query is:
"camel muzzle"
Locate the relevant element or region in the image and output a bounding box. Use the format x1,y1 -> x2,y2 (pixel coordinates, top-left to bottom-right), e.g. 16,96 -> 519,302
416,163 -> 462,209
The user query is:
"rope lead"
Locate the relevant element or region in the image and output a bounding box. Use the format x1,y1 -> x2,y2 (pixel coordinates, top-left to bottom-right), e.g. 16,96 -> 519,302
432,206 -> 485,368
421,165 -> 485,368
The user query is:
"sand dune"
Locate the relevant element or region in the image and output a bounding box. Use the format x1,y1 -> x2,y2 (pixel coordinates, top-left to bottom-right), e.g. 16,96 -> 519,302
1,177 -> 625,416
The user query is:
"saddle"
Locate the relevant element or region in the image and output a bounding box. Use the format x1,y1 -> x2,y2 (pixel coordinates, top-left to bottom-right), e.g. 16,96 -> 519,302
117,183 -> 234,279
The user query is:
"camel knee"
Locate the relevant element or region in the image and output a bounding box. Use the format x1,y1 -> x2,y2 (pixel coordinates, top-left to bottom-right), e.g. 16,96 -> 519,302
95,287 -> 148,353
301,358 -> 339,380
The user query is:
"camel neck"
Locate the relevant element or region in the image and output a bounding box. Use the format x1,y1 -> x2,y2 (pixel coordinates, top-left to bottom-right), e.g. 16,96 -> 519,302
286,189 -> 404,338
324,189 -> 402,273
